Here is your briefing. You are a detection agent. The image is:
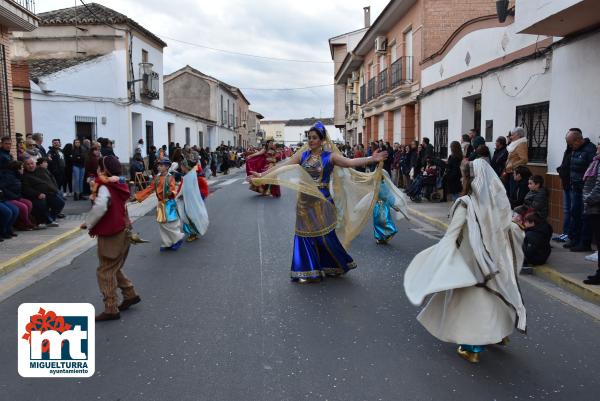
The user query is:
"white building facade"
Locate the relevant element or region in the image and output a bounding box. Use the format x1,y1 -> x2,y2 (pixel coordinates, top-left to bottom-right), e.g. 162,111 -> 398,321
12,3 -> 210,161
418,0 -> 600,231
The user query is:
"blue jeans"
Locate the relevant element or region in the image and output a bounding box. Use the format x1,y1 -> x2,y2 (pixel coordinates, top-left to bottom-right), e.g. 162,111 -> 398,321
0,201 -> 19,235
72,165 -> 85,194
562,189 -> 571,235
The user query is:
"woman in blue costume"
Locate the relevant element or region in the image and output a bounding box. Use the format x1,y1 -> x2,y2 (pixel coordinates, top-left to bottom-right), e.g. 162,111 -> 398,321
373,173 -> 408,244
251,122 -> 388,283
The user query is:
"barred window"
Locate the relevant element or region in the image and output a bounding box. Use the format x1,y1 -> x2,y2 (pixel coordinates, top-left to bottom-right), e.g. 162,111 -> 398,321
434,120 -> 448,159
515,101 -> 549,163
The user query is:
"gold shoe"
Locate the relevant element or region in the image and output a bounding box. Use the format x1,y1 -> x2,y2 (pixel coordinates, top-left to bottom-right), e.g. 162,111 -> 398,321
296,277 -> 321,284
129,232 -> 150,244
186,234 -> 198,242
457,346 -> 480,363
497,337 -> 510,346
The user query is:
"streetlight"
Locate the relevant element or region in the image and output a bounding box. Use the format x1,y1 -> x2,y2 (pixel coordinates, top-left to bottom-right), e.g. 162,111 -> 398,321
127,62 -> 154,89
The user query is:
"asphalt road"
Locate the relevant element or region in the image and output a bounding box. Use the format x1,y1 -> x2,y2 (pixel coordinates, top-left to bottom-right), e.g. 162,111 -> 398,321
2,170 -> 600,401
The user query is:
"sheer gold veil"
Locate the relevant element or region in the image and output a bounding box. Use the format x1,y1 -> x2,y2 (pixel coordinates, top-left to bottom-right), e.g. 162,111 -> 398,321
252,130 -> 384,248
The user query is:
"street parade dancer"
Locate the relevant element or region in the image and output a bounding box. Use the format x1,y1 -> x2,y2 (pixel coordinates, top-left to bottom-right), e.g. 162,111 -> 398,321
135,158 -> 184,251
81,156 -> 141,321
251,122 -> 388,283
176,159 -> 210,243
403,159 -> 526,363
246,137 -> 282,197
373,171 -> 408,244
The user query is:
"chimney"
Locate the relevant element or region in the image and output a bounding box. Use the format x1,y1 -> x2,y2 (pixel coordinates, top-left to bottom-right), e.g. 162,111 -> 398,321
364,6 -> 371,28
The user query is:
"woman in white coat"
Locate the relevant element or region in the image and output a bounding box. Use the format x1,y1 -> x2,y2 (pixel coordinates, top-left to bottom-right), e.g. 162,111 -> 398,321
404,159 -> 526,363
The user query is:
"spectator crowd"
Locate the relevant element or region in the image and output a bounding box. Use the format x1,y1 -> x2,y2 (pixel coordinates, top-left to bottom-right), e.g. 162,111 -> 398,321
339,126 -> 600,284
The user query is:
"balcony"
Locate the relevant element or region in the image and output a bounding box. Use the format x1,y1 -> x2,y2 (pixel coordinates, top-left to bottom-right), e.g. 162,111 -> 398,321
515,0 -> 600,37
141,71 -> 160,100
390,56 -> 413,89
0,0 -> 38,31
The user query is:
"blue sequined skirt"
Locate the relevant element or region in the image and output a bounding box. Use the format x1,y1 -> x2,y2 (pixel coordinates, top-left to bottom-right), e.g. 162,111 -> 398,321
290,230 -> 357,280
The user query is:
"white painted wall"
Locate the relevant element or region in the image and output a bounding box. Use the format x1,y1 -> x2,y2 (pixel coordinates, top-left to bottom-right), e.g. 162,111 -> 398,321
422,25 -> 544,88
421,57 -> 551,158
547,32 -> 600,171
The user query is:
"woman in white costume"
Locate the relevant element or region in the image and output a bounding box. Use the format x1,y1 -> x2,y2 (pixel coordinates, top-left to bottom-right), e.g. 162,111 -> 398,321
403,159 -> 526,363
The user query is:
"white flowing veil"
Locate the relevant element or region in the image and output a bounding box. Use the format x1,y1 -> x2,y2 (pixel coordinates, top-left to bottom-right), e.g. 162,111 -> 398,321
452,159 -> 526,331
252,131 -> 384,248
176,165 -> 209,236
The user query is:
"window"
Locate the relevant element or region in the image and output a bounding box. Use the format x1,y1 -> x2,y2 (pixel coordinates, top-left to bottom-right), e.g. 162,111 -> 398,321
199,131 -> 204,148
434,120 -> 448,159
145,121 -> 154,154
74,116 -> 97,142
391,42 -> 397,63
142,49 -> 148,63
515,101 -> 549,163
185,127 -> 190,146
227,99 -> 230,127
485,120 -> 494,142
221,95 -> 225,125
0,45 -> 11,137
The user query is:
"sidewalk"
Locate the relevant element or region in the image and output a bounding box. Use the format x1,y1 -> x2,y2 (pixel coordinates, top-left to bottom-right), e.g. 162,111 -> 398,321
407,200 -> 600,305
0,168 -> 244,278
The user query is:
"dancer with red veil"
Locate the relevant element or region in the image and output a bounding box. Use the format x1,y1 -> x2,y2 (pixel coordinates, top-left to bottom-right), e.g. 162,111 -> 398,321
246,137 -> 281,197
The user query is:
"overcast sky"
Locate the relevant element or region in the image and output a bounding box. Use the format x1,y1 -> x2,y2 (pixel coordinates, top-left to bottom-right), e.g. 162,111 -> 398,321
34,0 -> 389,120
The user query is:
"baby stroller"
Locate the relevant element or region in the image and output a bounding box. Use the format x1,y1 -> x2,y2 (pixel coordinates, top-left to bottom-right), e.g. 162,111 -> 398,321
406,174 -> 424,202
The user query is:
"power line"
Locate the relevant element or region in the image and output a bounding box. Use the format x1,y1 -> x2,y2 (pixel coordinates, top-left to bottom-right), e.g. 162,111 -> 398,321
159,35 -> 335,64
238,83 -> 334,91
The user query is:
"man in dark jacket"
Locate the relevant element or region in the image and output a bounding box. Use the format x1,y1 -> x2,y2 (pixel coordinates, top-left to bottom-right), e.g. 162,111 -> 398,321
509,166 -> 531,209
47,139 -> 66,191
0,136 -> 14,171
522,212 -> 552,267
582,142 -> 600,284
491,136 -> 508,177
564,128 -> 596,251
21,158 -> 64,226
468,129 -> 486,161
554,144 -> 572,241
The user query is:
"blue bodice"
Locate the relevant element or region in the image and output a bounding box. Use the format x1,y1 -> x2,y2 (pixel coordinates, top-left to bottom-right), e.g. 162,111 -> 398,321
300,150 -> 333,186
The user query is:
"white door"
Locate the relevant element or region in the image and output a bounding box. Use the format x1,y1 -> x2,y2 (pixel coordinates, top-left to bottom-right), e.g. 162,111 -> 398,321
378,116 -> 384,141
404,30 -> 413,80
391,43 -> 397,63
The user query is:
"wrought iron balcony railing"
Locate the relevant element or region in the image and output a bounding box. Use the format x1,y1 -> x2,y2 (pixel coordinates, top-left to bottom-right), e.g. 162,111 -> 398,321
11,0 -> 36,13
378,69 -> 387,96
367,78 -> 376,101
390,56 -> 413,88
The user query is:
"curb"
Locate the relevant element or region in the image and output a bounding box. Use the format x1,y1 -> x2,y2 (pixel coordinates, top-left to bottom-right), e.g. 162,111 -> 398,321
0,227 -> 83,278
0,197 -> 158,279
533,265 -> 600,305
407,206 -> 600,306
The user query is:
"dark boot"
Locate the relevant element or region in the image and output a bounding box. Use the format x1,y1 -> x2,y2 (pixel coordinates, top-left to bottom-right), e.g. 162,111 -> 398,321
118,295 -> 141,311
95,312 -> 120,321
583,276 -> 600,285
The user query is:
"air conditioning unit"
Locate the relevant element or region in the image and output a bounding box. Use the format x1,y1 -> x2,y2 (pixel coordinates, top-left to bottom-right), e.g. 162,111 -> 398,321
375,36 -> 387,53
351,71 -> 359,82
